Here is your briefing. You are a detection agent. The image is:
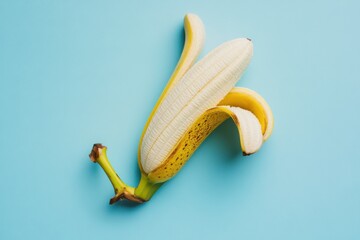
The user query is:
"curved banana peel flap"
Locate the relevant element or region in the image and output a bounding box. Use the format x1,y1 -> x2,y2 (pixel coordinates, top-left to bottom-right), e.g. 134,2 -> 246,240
219,87 -> 274,141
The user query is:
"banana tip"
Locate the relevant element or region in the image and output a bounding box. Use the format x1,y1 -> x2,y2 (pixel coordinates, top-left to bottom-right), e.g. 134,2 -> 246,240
89,143 -> 106,163
109,191 -> 146,205
242,152 -> 253,156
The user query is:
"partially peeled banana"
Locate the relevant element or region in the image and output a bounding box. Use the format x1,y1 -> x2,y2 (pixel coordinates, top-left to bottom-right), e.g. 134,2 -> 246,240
89,13 -> 274,204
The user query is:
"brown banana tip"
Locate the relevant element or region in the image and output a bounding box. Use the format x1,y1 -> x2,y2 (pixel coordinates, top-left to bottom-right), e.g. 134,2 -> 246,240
242,152 -> 253,156
246,38 -> 252,42
109,193 -> 122,205
109,191 -> 146,205
89,143 -> 106,163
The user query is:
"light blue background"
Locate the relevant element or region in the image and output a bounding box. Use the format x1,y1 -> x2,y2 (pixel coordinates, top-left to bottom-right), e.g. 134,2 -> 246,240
1,1 -> 359,239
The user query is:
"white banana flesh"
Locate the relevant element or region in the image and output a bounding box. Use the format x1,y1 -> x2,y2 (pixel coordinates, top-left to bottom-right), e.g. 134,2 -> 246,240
141,38 -> 254,173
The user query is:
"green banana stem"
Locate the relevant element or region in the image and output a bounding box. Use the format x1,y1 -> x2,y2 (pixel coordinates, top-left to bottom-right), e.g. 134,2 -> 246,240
135,173 -> 163,201
89,144 -> 162,204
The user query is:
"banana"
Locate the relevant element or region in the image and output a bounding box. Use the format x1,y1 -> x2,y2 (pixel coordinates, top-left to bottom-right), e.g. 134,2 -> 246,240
89,13 -> 274,204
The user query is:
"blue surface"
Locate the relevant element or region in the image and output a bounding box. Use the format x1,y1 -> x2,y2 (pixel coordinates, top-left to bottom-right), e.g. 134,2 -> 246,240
1,1 -> 359,239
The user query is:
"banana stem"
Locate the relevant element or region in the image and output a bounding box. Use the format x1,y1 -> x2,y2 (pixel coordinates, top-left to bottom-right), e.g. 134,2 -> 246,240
89,144 -> 161,204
